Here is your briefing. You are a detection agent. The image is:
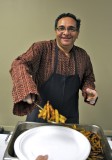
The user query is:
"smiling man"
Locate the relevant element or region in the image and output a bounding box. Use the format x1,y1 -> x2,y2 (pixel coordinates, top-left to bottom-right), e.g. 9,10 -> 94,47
10,13 -> 98,123
56,16 -> 79,53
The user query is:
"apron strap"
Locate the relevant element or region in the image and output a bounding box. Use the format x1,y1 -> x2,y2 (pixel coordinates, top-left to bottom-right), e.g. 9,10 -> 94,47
74,47 -> 78,75
54,45 -> 58,73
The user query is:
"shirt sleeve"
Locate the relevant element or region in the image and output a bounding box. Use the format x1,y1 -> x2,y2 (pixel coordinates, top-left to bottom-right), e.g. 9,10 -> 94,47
10,42 -> 44,116
80,53 -> 96,100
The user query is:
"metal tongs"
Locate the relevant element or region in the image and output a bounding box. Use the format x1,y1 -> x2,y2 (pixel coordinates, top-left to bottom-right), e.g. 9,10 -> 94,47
33,102 -> 43,110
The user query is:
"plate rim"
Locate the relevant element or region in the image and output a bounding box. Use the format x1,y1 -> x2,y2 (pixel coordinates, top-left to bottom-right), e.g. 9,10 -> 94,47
14,125 -> 91,160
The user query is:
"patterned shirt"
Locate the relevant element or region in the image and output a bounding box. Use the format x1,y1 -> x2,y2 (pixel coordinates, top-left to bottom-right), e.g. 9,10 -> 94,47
10,39 -> 96,116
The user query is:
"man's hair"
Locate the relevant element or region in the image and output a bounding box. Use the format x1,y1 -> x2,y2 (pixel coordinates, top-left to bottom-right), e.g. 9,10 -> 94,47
54,13 -> 81,31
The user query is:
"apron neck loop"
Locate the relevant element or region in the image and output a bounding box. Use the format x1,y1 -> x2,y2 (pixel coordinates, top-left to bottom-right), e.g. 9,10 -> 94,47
54,45 -> 59,73
73,47 -> 78,74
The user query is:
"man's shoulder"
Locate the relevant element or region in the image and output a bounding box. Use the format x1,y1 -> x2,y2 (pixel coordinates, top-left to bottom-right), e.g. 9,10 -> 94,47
34,39 -> 55,47
74,46 -> 89,58
74,45 -> 87,53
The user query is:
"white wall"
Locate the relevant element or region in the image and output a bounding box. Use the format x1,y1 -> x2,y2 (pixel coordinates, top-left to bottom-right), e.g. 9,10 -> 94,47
0,0 -> 112,133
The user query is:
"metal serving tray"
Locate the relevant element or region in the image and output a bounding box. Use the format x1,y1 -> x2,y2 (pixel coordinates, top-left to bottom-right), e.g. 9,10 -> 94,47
3,121 -> 112,160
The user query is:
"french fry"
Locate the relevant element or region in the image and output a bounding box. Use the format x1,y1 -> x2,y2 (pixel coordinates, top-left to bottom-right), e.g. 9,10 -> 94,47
71,125 -> 104,159
54,109 -> 59,123
37,101 -> 67,123
59,114 -> 67,123
46,105 -> 50,120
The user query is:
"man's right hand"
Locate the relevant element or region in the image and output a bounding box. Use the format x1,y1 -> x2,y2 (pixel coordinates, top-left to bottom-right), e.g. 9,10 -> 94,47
23,94 -> 35,104
35,155 -> 48,160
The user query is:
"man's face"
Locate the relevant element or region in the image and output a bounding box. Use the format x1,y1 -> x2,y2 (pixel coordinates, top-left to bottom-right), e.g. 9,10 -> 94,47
55,17 -> 79,48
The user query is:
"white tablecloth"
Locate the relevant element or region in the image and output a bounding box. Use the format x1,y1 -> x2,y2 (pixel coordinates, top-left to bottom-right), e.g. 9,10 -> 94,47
0,134 -> 8,160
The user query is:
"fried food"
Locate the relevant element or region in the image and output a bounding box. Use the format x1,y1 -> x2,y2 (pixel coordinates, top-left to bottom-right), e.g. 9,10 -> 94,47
38,101 -> 67,123
71,125 -> 104,160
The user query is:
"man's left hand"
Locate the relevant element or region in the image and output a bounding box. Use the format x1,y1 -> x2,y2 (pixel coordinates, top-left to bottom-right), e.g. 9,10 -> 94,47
85,88 -> 98,105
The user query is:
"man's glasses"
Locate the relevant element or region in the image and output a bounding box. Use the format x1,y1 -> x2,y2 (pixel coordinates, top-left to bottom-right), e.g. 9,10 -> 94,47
56,26 -> 78,33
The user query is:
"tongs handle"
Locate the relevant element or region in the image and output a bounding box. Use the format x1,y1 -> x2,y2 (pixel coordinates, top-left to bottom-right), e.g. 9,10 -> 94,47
34,102 -> 43,110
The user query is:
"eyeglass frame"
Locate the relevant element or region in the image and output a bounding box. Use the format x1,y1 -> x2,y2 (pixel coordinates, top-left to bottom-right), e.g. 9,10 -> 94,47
56,25 -> 78,33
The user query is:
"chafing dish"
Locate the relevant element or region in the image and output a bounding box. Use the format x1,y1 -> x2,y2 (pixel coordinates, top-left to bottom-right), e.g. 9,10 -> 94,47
3,121 -> 112,160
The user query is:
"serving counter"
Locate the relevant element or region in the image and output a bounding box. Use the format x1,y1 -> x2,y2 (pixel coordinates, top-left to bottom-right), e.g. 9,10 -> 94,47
3,121 -> 112,160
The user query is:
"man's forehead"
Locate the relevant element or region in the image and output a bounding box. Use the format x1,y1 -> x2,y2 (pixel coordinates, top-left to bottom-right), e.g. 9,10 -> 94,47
57,17 -> 76,26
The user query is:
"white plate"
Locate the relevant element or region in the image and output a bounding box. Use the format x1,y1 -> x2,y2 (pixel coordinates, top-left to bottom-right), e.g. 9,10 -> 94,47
14,125 -> 91,160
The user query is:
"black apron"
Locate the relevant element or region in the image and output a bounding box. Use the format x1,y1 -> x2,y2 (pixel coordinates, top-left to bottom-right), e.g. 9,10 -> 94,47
26,46 -> 80,123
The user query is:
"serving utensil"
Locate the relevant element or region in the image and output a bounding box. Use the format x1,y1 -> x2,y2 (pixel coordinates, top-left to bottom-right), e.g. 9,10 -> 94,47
33,102 -> 43,110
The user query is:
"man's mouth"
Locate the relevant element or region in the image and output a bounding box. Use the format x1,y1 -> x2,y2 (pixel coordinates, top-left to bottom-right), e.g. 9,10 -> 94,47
61,37 -> 72,41
61,37 -> 71,39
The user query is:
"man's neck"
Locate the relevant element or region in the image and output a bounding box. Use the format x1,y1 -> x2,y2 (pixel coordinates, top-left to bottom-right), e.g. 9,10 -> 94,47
57,43 -> 73,55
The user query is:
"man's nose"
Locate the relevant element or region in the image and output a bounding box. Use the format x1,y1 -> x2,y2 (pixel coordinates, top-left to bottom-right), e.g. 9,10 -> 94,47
63,29 -> 69,34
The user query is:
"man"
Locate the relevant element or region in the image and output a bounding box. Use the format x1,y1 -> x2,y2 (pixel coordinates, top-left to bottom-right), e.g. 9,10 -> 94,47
10,13 -> 98,123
